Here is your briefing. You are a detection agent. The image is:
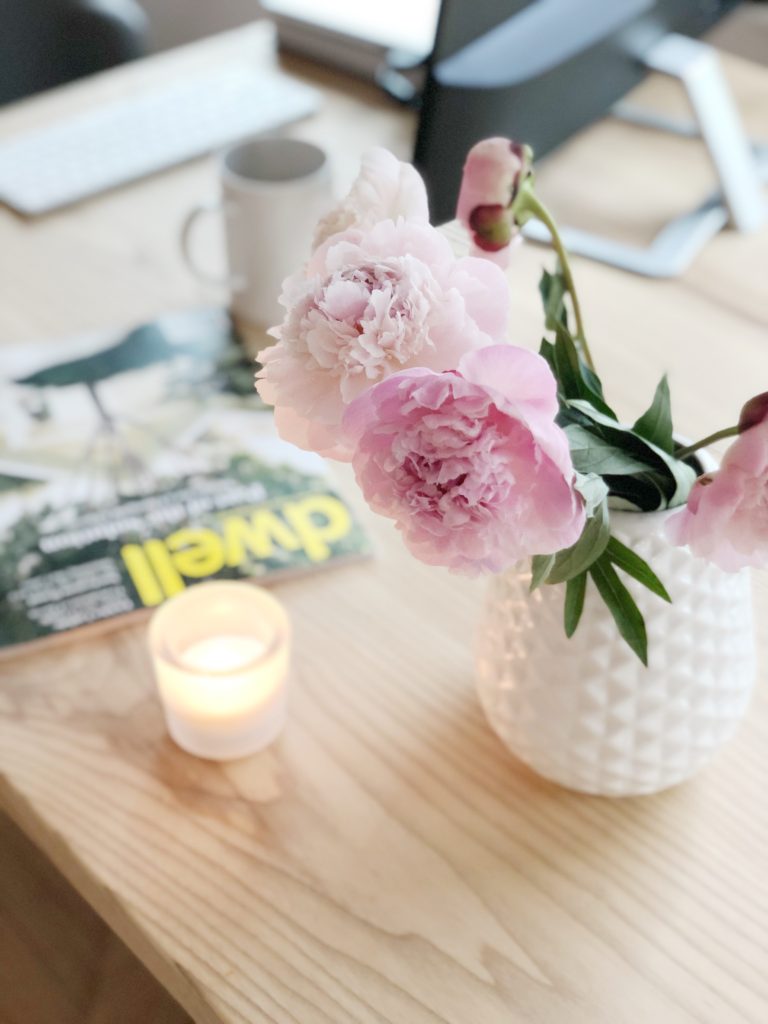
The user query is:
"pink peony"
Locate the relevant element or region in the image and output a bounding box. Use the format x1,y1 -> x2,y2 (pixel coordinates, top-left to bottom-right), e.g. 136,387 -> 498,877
456,137 -> 529,268
666,413 -> 768,571
312,147 -> 429,250
341,345 -> 585,573
257,219 -> 511,459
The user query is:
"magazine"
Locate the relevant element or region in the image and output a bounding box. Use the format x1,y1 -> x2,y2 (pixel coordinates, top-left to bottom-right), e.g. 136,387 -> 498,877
0,308 -> 369,655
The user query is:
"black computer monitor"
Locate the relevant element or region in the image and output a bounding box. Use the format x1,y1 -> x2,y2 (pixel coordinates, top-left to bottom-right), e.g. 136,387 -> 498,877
415,0 -> 741,223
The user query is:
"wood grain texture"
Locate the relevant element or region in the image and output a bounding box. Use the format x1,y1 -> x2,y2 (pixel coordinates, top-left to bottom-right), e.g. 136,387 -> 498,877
0,812 -> 191,1024
1,20 -> 767,1024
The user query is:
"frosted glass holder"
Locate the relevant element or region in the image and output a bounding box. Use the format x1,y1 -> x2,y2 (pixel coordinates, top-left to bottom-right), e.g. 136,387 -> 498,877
148,581 -> 291,760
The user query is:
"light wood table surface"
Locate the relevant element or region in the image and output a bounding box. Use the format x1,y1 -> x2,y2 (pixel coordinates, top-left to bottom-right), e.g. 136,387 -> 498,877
1,20 -> 767,1024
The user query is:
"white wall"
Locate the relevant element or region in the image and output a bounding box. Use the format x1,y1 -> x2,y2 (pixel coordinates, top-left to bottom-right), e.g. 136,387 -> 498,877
137,0 -> 263,51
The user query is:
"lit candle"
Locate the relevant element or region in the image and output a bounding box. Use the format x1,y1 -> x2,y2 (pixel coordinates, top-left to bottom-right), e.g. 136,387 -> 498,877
148,581 -> 290,760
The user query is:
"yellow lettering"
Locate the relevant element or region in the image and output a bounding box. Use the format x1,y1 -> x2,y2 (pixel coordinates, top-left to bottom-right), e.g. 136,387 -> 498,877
144,538 -> 185,598
223,510 -> 301,566
166,528 -> 224,578
120,497 -> 351,599
282,495 -> 351,562
120,543 -> 164,607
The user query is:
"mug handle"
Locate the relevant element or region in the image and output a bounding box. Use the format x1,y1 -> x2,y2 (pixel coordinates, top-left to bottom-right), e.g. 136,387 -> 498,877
180,201 -> 244,288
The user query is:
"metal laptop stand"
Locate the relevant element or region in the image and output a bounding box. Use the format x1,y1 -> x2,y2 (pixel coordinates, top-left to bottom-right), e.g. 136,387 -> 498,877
523,34 -> 767,277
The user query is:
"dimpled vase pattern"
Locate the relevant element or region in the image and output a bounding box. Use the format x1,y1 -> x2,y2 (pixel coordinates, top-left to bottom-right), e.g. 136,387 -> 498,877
475,508 -> 756,796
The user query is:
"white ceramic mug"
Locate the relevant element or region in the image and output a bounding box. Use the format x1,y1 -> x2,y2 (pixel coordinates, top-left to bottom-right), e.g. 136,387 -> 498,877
181,136 -> 333,329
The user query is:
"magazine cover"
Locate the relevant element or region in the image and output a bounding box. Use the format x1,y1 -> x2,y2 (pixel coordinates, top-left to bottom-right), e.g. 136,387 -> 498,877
0,308 -> 370,655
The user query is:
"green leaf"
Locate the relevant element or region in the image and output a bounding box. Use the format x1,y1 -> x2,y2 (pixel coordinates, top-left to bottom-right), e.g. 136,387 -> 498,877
633,375 -> 674,455
539,269 -> 569,332
602,472 -> 668,512
549,324 -> 618,421
546,500 -> 610,584
589,554 -> 648,665
605,536 -> 671,602
538,338 -> 557,377
564,572 -> 587,638
574,472 -> 609,517
538,268 -> 617,421
579,359 -> 610,408
565,425 -> 652,476
552,325 -> 583,401
566,400 -> 696,507
662,460 -> 696,508
530,553 -> 555,591
538,316 -> 618,425
568,400 -> 667,447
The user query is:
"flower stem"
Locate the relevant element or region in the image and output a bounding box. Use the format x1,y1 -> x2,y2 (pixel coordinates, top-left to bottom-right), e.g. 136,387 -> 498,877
676,425 -> 740,460
514,186 -> 595,372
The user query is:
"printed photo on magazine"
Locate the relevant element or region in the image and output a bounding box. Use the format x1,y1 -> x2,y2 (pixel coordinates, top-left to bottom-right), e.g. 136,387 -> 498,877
0,308 -> 370,655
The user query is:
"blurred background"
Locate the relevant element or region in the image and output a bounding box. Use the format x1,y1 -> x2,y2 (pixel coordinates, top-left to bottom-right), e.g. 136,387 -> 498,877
1,2 -> 765,211
134,0 -> 768,62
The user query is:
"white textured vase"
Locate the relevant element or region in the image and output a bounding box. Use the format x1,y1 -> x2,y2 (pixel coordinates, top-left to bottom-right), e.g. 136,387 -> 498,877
475,507 -> 756,796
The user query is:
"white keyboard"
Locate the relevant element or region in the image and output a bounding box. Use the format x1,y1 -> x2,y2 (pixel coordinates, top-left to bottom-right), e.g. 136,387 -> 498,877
0,65 -> 320,215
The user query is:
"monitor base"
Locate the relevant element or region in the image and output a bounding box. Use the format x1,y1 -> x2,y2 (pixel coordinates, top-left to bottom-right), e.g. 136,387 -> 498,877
523,33 -> 766,277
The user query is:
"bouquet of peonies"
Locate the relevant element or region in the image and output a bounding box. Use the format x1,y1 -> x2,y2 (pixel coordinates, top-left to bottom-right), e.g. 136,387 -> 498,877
256,141 -> 767,664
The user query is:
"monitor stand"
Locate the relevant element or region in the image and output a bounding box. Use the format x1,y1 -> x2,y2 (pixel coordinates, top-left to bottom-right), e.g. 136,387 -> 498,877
522,33 -> 767,277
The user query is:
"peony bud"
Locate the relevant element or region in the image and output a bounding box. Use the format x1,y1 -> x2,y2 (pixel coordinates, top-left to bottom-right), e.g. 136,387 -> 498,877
468,203 -> 513,253
456,138 -> 531,266
738,391 -> 768,433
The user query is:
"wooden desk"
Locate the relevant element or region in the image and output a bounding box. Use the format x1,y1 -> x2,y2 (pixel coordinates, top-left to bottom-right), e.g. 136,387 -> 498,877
1,21 -> 767,1024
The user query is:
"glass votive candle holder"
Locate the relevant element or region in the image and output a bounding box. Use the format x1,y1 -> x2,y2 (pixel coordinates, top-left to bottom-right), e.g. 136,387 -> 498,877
148,581 -> 290,760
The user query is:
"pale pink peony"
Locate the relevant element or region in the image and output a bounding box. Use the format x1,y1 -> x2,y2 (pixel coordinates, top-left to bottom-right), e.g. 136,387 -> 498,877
312,147 -> 429,250
257,218 -> 511,459
342,345 -> 586,573
456,137 -> 528,268
666,413 -> 768,571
